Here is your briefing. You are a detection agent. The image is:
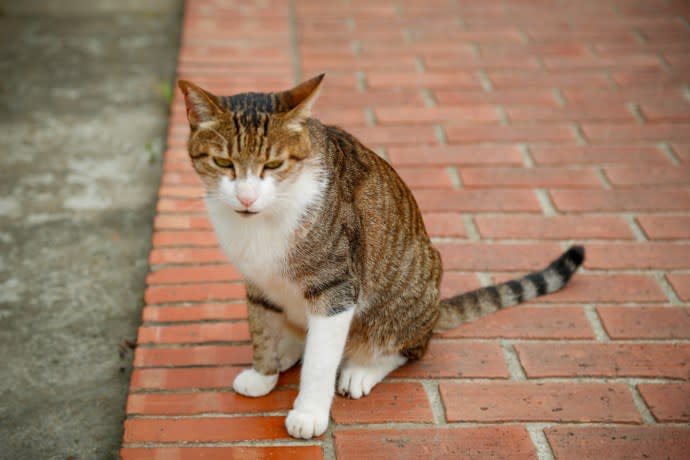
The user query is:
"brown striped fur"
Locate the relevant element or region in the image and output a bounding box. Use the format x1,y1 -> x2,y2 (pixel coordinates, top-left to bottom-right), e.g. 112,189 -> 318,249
178,74 -> 585,373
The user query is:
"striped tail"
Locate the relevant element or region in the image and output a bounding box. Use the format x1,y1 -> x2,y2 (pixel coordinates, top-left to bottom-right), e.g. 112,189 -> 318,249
434,245 -> 585,331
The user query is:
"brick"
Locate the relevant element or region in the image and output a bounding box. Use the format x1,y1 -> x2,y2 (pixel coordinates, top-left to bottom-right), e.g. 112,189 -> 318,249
158,198 -> 206,213
440,272 -> 483,298
639,101 -> 690,122
542,54 -> 662,69
425,55 -> 540,71
142,303 -> 247,323
637,383 -> 690,422
126,389 -> 296,415
161,172 -> 202,186
133,345 -> 252,367
334,427 -> 537,460
152,231 -> 218,247
123,416 -> 292,443
581,122 -> 690,143
440,306 -> 594,339
546,426 -> 690,460
529,145 -> 670,165
147,265 -> 241,285
158,183 -> 206,198
638,216 -> 690,240
414,189 -> 541,212
550,189 -> 690,212
604,166 -> 690,186
667,274 -> 690,301
423,212 -> 467,238
154,215 -> 212,230
375,106 -> 500,124
144,283 -> 245,304
388,145 -> 523,167
446,125 -> 575,144
366,71 -> 482,89
585,242 -> 690,269
505,104 -> 633,123
137,322 -> 250,344
524,274 -> 667,303
149,248 -> 226,265
563,88 -> 685,107
460,167 -> 602,188
121,446 -> 323,460
486,70 -> 611,89
440,382 -> 641,423
435,88 -> 559,107
347,125 -> 438,146
331,383 -> 433,424
515,343 -> 690,379
395,167 -> 454,189
475,215 -> 635,240
130,367 -> 299,391
391,341 -> 509,379
436,242 -> 564,271
672,143 -> 690,163
597,306 -> 690,340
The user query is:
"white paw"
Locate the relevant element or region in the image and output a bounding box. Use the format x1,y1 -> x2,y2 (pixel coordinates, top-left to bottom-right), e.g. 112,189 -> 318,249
337,365 -> 382,399
277,334 -> 303,372
285,408 -> 329,439
232,368 -> 278,397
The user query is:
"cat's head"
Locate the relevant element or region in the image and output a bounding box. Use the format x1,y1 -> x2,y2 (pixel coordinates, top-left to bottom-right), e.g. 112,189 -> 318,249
178,75 -> 325,217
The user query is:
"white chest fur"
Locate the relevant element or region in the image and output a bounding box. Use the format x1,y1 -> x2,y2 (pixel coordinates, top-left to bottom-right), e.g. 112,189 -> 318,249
205,165 -> 325,329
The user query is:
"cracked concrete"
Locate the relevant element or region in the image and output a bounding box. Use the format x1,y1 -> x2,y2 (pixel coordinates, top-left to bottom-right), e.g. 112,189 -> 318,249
0,0 -> 183,458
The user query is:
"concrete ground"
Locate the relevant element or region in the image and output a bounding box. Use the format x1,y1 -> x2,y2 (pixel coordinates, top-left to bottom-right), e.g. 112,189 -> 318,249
0,1 -> 182,458
123,1 -> 690,459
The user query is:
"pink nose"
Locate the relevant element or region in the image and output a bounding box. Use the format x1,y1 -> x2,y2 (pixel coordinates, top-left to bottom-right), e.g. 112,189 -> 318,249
238,196 -> 256,208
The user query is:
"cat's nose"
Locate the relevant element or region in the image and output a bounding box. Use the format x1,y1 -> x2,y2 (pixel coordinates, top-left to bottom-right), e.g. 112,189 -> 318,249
238,196 -> 257,208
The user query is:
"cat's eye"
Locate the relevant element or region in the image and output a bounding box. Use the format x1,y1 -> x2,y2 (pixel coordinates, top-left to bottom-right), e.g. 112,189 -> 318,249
264,160 -> 284,170
212,156 -> 234,168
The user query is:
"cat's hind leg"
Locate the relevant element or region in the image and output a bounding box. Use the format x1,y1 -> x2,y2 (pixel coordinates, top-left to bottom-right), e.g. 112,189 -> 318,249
337,353 -> 407,399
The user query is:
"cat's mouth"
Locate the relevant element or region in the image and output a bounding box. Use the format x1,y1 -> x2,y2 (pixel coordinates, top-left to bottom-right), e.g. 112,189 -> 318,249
236,210 -> 259,217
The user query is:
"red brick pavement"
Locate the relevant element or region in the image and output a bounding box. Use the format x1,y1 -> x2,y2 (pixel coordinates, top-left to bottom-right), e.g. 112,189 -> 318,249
121,0 -> 690,458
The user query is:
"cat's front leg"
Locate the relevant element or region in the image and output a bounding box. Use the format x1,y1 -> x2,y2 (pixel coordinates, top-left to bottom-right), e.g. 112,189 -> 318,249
233,296 -> 285,397
286,307 -> 354,439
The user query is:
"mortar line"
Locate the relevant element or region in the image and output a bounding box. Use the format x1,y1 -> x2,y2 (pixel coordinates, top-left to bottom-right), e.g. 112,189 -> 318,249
463,215 -> 481,241
624,214 -> 648,242
527,424 -> 556,460
519,144 -> 535,168
535,189 -> 558,216
500,341 -> 527,380
446,166 -> 463,189
287,0 -> 302,85
583,305 -> 610,342
658,142 -> 681,166
653,272 -> 682,305
628,383 -> 657,424
626,102 -> 646,124
595,168 -> 613,189
421,380 -> 447,424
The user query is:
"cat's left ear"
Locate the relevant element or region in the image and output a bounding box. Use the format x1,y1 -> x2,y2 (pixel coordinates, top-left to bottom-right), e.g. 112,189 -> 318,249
281,74 -> 325,122
178,80 -> 224,130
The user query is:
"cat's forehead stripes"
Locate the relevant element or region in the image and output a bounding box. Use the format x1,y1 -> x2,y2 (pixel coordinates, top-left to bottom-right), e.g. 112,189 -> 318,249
220,91 -> 290,127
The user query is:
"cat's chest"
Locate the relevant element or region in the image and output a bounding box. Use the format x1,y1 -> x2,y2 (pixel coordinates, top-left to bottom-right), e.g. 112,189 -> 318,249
205,199 -> 309,328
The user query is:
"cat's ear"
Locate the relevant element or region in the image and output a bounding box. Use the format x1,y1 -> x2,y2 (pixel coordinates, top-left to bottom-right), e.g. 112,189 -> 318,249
281,74 -> 325,122
178,80 -> 223,129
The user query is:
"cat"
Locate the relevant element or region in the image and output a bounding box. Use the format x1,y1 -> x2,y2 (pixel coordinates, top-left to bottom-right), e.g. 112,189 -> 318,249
177,74 -> 585,439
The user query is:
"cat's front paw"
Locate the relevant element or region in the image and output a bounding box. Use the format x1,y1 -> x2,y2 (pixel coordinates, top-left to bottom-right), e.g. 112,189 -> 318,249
285,408 -> 329,439
233,368 -> 278,397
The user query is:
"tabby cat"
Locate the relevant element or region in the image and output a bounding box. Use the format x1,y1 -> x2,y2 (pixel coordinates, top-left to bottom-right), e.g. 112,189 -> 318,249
178,74 -> 585,439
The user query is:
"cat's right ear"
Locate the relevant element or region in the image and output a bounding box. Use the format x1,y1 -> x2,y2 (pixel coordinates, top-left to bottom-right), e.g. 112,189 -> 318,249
178,80 -> 223,130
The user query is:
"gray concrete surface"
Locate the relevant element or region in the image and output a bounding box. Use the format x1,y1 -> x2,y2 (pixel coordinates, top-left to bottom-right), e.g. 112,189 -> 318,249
0,1 -> 183,458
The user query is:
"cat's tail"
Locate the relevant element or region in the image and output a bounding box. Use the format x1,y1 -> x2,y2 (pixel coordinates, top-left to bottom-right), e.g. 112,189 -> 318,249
435,245 -> 585,331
